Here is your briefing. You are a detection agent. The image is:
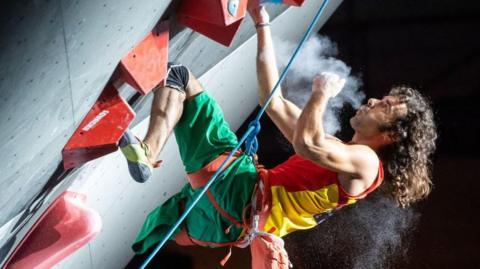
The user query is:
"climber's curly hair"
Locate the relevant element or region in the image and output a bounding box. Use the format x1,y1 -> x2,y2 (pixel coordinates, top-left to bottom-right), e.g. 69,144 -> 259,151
378,86 -> 437,208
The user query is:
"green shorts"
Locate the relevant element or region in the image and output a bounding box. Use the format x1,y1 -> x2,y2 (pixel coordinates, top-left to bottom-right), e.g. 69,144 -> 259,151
132,92 -> 258,254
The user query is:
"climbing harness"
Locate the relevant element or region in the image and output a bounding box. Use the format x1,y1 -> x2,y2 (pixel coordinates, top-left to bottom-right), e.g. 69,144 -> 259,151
140,1 -> 330,268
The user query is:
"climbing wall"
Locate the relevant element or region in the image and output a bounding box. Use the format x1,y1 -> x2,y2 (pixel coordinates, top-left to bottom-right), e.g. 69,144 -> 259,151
0,0 -> 343,268
0,0 -> 173,238
0,0 -> 287,239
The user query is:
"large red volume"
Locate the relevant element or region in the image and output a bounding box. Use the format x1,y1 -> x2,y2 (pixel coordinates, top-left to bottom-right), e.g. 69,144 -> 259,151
119,20 -> 169,95
283,0 -> 306,6
62,82 -> 135,169
178,0 -> 248,46
2,191 -> 102,269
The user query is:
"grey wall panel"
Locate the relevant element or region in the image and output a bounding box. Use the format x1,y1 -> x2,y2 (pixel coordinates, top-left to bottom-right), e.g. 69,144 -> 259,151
0,0 -> 74,228
0,0 -> 174,230
60,0 -> 173,124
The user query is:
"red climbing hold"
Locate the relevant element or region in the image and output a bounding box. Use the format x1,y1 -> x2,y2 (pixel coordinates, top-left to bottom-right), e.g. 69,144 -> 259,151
2,191 -> 101,269
62,82 -> 135,169
119,20 -> 169,95
283,0 -> 306,6
178,0 -> 248,46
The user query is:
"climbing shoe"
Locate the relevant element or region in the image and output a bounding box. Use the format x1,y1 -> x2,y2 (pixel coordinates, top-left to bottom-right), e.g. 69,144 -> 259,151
119,129 -> 155,183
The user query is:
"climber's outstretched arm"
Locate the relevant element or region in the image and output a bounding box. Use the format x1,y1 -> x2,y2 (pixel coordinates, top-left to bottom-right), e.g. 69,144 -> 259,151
249,5 -> 301,143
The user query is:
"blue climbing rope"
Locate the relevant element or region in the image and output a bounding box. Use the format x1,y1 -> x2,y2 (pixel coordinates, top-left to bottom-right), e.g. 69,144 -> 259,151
140,1 -> 329,268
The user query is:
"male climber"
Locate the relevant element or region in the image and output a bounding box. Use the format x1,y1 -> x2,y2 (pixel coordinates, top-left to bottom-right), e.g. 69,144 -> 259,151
120,5 -> 437,268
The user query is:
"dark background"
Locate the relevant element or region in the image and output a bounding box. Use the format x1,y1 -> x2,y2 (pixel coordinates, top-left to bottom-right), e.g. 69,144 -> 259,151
246,0 -> 480,268
263,0 -> 480,268
129,0 -> 480,268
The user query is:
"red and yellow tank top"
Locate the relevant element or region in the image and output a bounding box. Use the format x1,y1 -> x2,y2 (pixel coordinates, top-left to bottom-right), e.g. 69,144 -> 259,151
261,154 -> 384,237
